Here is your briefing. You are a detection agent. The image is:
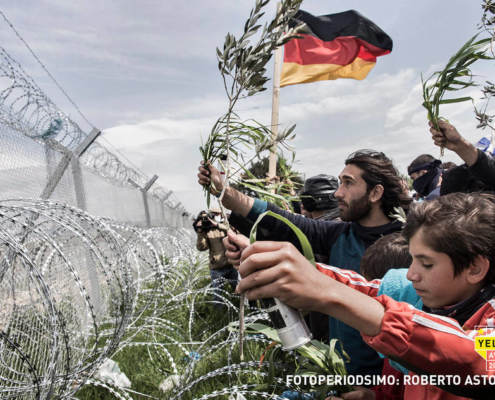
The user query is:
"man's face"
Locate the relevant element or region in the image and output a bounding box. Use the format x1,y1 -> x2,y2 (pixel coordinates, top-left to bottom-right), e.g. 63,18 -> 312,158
335,164 -> 372,222
406,230 -> 475,308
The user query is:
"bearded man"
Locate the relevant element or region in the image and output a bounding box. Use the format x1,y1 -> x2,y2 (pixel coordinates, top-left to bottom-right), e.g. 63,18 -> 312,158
198,150 -> 411,382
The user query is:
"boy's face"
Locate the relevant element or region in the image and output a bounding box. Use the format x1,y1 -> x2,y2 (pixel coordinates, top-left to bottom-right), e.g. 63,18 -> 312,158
406,230 -> 476,309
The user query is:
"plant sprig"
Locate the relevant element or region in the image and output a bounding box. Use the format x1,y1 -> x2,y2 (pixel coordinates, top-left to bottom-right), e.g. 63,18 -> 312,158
240,322 -> 353,398
422,34 -> 492,155
217,0 -> 305,103
475,1 -> 495,132
200,0 -> 306,362
200,0 -> 305,208
200,114 -> 297,208
231,151 -> 303,211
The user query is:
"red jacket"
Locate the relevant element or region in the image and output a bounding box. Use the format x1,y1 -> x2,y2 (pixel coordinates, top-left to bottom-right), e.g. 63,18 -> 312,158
316,264 -> 495,400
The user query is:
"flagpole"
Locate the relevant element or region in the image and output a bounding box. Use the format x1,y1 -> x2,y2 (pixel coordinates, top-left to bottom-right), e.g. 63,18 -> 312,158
268,2 -> 282,185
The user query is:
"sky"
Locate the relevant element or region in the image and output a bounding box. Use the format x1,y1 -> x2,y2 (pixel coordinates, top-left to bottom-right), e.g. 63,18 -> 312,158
1,0 -> 493,215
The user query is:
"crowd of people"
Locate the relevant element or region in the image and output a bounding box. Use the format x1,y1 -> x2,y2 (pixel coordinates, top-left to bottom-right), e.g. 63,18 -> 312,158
194,119 -> 495,399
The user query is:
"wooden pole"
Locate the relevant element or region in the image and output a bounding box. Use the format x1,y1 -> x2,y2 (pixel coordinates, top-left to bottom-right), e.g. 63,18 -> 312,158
268,2 -> 282,183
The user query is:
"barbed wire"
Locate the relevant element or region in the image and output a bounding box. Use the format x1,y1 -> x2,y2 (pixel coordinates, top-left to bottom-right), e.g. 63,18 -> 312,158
0,9 -> 172,198
0,199 -> 198,399
0,45 -> 183,210
0,11 -> 95,130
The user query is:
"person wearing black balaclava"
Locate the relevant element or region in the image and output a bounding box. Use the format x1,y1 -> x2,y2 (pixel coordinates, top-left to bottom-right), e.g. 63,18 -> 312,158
407,154 -> 443,201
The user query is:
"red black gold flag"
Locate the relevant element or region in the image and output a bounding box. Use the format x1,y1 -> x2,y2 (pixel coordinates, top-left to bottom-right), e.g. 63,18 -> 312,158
281,10 -> 393,87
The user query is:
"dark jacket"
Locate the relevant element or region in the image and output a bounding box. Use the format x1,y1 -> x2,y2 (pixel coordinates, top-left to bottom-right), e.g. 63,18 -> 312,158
467,149 -> 495,190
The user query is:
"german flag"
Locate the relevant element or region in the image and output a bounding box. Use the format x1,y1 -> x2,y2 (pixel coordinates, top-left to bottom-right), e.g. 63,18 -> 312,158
281,10 -> 393,87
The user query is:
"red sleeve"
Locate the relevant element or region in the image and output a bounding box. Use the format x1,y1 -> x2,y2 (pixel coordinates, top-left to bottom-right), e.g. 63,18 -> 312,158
316,263 -> 380,298
370,359 -> 405,400
362,295 -> 495,380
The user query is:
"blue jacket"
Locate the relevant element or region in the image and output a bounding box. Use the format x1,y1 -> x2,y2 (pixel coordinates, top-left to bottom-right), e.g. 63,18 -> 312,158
248,199 -> 404,379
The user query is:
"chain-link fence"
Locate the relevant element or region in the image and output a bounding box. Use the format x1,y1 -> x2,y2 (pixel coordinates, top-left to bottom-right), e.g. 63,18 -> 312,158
0,25 -> 199,399
0,45 -> 190,228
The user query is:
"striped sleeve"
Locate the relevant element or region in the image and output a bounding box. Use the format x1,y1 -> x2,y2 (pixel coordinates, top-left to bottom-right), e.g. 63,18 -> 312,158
316,263 -> 381,297
362,295 -> 495,379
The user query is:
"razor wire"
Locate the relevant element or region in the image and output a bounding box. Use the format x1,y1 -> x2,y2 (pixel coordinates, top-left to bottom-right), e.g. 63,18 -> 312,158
0,45 -> 188,221
0,17 -> 302,400
0,199 -> 202,399
0,198 -> 291,399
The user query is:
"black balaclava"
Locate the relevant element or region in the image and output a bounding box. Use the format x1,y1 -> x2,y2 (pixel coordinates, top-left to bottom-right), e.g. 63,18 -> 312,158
408,160 -> 443,198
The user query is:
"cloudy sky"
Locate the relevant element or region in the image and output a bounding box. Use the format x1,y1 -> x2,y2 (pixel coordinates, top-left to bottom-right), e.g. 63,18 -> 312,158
1,0 -> 492,215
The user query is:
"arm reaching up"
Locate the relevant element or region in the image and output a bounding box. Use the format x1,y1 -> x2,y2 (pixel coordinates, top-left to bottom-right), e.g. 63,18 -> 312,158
429,119 -> 495,189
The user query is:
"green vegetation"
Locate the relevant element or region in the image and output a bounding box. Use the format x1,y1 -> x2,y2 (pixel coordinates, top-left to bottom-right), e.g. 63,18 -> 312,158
230,153 -> 305,211
74,257 -> 271,399
200,0 -> 305,209
421,2 -> 494,155
75,251 -> 349,399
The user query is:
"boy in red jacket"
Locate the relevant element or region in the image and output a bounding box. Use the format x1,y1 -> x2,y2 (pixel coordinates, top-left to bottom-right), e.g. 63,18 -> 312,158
237,193 -> 495,400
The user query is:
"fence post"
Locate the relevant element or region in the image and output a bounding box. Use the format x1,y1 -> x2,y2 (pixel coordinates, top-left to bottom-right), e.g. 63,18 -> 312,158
163,190 -> 173,201
40,128 -> 101,210
143,175 -> 158,228
128,175 -> 158,228
71,158 -> 86,210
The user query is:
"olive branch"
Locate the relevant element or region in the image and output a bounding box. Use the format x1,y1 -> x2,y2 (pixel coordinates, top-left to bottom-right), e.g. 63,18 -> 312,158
199,0 -> 305,210
199,0 -> 306,364
475,1 -> 495,132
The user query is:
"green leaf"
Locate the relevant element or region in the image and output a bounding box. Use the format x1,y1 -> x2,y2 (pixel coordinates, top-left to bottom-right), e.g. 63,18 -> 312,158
437,96 -> 473,104
249,211 -> 315,266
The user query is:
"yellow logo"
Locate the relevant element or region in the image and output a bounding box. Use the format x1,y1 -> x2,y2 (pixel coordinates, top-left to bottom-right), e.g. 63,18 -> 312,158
475,326 -> 495,371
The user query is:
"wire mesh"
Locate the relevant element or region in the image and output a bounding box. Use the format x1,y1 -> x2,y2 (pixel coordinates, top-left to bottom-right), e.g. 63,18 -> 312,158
0,21 -> 202,399
0,44 -> 189,228
0,199 -> 203,399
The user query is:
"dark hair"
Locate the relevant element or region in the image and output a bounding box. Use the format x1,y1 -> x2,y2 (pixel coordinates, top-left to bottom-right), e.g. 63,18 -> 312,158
408,154 -> 436,172
440,161 -> 457,171
345,150 -> 412,216
360,232 -> 412,280
403,193 -> 495,282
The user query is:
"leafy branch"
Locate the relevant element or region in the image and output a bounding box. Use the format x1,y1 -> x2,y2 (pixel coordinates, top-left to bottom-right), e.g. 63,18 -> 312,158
199,0 -> 306,363
199,0 -> 305,209
200,114 -> 297,208
218,0 -> 305,104
422,34 -> 491,130
242,323 -> 353,398
231,151 -> 303,211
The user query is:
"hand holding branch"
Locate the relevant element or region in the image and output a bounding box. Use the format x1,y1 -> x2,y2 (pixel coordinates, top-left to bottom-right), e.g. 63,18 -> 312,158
428,120 -> 478,166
